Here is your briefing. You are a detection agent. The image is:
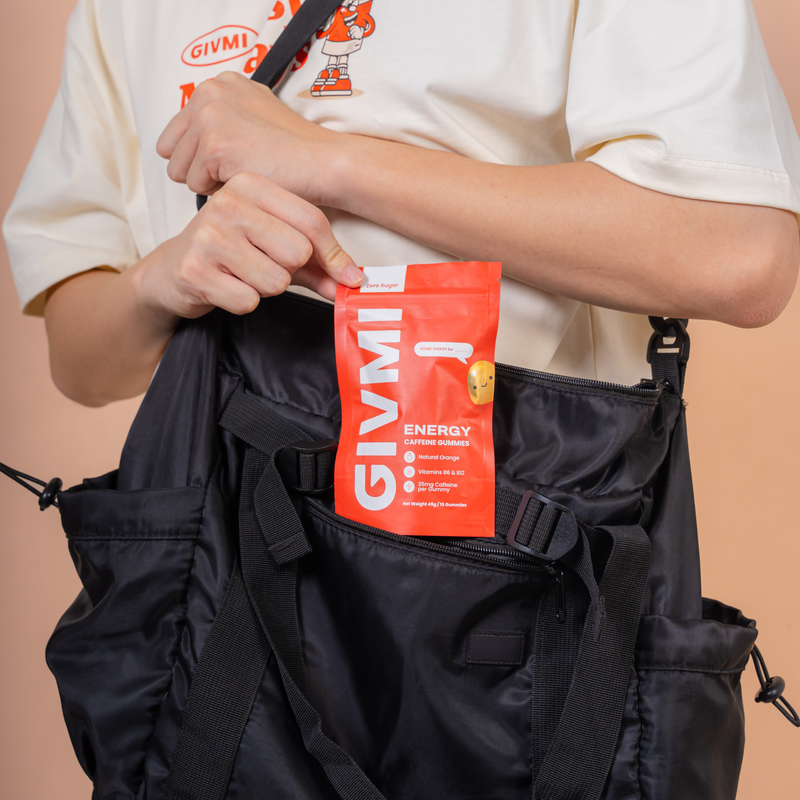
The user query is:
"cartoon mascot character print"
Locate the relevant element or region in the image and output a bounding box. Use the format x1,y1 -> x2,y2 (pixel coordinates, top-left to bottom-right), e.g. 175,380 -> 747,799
312,0 -> 375,96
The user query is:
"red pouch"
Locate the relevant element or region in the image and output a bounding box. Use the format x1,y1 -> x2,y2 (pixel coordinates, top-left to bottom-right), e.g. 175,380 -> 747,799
334,261 -> 501,537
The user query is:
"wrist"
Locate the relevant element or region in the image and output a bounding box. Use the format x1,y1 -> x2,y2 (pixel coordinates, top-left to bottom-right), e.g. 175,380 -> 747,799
127,247 -> 182,338
312,130 -> 361,210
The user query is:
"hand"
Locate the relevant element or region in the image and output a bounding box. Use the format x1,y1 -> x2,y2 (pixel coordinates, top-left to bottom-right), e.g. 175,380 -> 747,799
156,71 -> 337,203
348,26 -> 364,40
131,172 -> 362,320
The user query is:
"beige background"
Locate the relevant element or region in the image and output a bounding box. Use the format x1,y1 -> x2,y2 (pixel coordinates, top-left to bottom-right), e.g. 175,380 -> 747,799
1,1 -> 798,797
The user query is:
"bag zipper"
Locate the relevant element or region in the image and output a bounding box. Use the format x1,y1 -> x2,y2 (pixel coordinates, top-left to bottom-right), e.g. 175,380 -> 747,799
282,293 -> 663,399
305,497 -> 547,573
497,362 -> 663,398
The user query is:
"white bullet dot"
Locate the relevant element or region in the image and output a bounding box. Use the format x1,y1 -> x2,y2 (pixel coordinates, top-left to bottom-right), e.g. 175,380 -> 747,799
404,451 -> 415,463
403,481 -> 415,492
404,466 -> 415,478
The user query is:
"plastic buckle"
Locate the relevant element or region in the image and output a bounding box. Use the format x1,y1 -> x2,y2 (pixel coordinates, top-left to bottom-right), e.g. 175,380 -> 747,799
276,440 -> 338,494
505,489 -> 572,560
646,317 -> 690,367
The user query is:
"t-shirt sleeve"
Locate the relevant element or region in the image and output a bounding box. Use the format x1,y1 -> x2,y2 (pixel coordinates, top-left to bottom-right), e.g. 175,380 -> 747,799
2,0 -> 142,316
566,0 -> 800,217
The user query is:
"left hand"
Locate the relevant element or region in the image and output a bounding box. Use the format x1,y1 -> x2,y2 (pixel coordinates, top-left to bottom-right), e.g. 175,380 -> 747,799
156,71 -> 338,203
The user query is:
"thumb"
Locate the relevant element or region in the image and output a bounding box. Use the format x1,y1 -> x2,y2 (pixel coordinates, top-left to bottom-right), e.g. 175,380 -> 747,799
315,240 -> 363,289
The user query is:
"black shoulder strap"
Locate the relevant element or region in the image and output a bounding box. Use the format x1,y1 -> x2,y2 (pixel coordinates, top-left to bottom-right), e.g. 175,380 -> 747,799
251,0 -> 342,88
196,0 -> 341,210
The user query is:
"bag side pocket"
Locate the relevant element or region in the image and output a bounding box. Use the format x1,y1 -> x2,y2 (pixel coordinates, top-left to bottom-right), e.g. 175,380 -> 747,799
632,599 -> 757,800
46,471 -> 206,800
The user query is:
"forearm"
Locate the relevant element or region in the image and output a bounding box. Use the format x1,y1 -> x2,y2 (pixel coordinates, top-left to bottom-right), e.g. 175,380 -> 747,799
322,137 -> 800,327
44,260 -> 179,407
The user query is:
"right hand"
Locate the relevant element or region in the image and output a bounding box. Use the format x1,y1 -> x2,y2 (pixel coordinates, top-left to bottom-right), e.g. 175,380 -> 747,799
132,171 -> 362,322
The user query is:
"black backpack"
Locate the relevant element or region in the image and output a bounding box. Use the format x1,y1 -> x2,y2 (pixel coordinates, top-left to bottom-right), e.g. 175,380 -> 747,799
13,293 -> 787,800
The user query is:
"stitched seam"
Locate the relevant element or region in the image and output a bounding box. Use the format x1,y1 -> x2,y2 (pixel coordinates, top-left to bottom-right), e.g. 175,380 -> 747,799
627,139 -> 800,192
637,664 -> 747,675
635,666 -> 645,800
67,535 -> 200,541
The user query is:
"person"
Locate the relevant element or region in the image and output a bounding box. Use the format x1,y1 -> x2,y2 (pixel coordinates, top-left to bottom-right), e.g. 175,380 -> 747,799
4,0 -> 800,408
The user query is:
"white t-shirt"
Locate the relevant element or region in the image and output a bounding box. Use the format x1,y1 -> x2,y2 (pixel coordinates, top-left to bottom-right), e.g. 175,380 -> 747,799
5,0 -> 800,384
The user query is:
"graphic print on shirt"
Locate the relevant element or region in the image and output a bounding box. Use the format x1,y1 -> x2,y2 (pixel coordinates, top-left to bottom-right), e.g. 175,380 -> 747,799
176,1 -> 312,110
311,1 -> 375,97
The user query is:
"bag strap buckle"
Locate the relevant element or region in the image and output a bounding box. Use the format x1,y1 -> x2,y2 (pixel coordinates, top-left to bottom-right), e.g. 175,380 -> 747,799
506,489 -> 573,560
647,317 -> 690,393
647,316 -> 689,364
277,440 -> 338,495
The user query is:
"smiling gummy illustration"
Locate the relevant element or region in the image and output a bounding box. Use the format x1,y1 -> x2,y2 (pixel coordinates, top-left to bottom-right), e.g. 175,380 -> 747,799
468,361 -> 495,405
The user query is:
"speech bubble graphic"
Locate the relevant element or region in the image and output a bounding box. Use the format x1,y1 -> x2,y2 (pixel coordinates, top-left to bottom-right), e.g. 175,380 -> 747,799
414,342 -> 474,364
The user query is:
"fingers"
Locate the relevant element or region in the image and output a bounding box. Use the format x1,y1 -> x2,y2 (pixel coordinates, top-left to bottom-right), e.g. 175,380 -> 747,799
191,270 -> 262,317
291,260 -> 340,302
182,199 -> 295,301
224,173 -> 363,289
151,171 -> 360,321
157,74 -> 255,192
157,79 -> 227,191
156,109 -> 190,161
167,175 -> 359,319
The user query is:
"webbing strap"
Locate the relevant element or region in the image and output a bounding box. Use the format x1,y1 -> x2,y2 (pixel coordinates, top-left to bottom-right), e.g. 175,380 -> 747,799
220,391 -> 313,567
532,524 -> 651,800
250,0 -> 342,88
225,389 -> 386,798
161,564 -> 271,800
238,445 -> 387,800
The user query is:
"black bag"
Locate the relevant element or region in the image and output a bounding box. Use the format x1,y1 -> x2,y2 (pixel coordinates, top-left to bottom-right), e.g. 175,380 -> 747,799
7,6 -> 790,798
43,293 -> 772,800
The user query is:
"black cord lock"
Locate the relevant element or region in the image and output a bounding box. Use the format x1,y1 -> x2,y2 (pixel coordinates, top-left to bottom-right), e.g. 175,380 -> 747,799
751,644 -> 800,727
38,477 -> 63,510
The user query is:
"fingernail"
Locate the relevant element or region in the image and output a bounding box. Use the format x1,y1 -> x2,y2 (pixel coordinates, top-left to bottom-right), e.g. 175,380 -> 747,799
345,266 -> 364,285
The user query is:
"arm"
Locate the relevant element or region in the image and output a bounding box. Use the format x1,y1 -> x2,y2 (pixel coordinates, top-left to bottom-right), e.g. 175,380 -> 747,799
159,73 -> 800,329
327,143 -> 800,328
45,71 -> 800,407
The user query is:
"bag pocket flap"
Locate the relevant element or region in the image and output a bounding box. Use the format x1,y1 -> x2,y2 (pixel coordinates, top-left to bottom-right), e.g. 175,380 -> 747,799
59,471 -> 206,540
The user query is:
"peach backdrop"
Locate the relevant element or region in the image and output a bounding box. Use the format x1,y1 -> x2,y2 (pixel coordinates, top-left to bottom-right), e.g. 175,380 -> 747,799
1,1 -> 798,797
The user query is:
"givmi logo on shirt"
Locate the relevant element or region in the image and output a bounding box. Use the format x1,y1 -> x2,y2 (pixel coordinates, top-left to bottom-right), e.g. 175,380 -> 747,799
181,26 -> 260,67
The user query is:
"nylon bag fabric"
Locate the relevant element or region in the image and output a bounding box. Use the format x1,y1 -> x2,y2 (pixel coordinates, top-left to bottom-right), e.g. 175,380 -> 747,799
47,294 -> 757,800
